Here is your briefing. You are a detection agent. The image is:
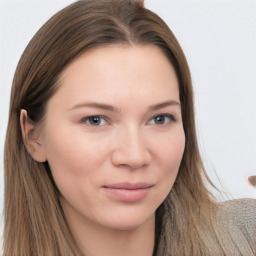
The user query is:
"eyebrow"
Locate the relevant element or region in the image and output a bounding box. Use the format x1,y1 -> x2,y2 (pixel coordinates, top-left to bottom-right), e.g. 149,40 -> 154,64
69,100 -> 180,112
70,102 -> 119,112
148,100 -> 180,111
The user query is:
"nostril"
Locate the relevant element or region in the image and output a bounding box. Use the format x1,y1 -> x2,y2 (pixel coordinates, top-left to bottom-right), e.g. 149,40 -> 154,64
126,157 -> 149,170
111,145 -> 151,169
112,153 -> 151,169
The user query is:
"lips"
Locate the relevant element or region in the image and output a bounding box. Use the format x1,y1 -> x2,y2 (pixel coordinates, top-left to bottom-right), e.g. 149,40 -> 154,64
103,182 -> 153,190
102,182 -> 153,202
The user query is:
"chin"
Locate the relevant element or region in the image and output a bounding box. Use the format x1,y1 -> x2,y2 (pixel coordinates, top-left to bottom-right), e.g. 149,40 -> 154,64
97,211 -> 155,232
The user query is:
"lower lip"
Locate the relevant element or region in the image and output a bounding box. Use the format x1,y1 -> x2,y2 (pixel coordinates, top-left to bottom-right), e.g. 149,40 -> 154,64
102,187 -> 151,202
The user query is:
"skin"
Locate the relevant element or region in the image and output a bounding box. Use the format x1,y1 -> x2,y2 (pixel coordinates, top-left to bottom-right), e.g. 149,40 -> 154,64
21,45 -> 185,256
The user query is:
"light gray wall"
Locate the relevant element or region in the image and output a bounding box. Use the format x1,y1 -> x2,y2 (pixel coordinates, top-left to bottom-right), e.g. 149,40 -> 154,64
1,0 -> 255,252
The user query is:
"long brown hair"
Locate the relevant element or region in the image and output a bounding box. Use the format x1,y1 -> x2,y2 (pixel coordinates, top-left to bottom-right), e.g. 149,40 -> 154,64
3,0 -> 254,255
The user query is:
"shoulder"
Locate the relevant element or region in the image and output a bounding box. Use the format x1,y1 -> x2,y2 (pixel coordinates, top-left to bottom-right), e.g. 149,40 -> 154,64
218,198 -> 256,227
217,198 -> 256,252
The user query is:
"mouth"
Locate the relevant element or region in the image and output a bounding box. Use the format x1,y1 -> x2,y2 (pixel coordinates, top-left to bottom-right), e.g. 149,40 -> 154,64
103,182 -> 153,190
102,182 -> 153,202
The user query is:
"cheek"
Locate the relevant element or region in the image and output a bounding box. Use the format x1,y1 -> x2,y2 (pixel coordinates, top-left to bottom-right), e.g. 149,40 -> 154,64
44,128 -> 108,173
43,131 -> 109,210
158,129 -> 185,168
42,129 -> 112,202
145,129 -> 185,212
156,129 -> 185,187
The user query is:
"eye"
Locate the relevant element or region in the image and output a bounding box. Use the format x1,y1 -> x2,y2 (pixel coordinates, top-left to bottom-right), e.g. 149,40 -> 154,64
148,114 -> 176,125
80,115 -> 108,126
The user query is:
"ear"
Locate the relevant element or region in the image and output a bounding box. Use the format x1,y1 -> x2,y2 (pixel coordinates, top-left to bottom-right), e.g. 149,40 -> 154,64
20,109 -> 47,162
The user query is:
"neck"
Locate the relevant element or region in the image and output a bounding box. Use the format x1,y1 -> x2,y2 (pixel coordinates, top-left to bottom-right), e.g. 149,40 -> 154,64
65,210 -> 155,256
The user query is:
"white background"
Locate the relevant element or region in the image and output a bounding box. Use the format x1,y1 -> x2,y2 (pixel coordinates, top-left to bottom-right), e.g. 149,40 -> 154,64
0,0 -> 256,251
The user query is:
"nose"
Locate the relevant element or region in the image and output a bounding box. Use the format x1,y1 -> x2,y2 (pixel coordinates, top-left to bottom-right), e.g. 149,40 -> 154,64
111,126 -> 151,169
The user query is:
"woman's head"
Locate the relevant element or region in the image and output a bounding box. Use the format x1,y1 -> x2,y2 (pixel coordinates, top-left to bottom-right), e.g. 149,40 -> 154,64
4,0 -> 208,254
24,43 -> 185,234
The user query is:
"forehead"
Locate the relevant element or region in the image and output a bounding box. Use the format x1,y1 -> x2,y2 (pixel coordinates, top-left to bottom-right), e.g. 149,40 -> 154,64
50,44 -> 180,109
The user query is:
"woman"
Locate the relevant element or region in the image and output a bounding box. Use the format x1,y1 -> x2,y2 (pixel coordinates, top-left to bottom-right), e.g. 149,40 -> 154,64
3,0 -> 256,255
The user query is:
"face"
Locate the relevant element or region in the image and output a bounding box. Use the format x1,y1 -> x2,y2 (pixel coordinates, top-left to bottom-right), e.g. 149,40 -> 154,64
39,45 -> 185,231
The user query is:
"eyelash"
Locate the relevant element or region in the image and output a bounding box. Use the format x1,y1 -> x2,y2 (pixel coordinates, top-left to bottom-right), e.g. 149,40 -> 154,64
79,114 -> 177,126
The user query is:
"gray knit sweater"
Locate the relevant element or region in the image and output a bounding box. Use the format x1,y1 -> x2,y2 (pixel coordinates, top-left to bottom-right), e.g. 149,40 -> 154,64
217,198 -> 256,255
155,198 -> 256,255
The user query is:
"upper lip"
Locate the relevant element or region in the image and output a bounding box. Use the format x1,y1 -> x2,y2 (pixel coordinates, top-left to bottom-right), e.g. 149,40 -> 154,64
103,182 -> 153,190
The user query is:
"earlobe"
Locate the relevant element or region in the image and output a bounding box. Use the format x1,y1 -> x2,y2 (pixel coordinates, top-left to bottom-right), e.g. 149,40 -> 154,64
20,109 -> 47,163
